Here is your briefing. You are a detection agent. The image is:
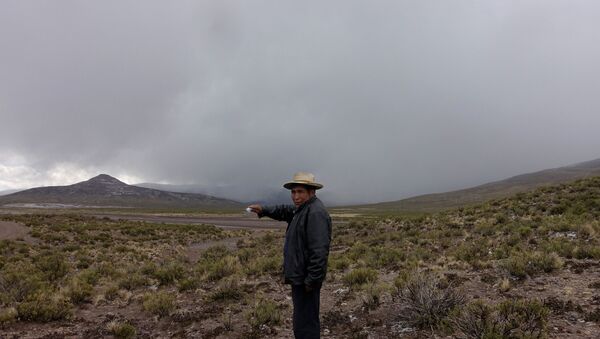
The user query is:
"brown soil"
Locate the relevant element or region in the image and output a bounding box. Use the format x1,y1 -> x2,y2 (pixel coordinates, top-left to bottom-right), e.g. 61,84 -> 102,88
2,213 -> 599,338
0,220 -> 36,243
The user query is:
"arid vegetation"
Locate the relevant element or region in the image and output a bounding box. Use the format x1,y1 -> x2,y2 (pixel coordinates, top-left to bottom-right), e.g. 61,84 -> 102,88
2,177 -> 600,337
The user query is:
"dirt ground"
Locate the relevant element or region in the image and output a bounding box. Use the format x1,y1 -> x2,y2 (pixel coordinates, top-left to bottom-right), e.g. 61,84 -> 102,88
0,220 -> 36,243
2,211 -> 600,338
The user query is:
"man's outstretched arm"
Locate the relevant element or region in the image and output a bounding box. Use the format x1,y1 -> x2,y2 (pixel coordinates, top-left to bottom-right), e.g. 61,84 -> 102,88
248,204 -> 295,223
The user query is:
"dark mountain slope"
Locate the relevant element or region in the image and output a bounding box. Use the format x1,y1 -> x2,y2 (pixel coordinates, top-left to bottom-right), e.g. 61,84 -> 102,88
0,174 -> 243,209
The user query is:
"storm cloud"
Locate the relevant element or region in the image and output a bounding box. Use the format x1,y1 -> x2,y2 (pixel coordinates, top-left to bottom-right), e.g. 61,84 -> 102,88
1,1 -> 600,204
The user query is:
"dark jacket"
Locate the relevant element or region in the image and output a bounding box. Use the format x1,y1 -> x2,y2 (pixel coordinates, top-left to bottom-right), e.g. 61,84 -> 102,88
260,196 -> 332,287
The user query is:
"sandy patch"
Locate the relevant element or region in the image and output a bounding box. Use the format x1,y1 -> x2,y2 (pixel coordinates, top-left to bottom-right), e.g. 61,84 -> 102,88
0,220 -> 36,243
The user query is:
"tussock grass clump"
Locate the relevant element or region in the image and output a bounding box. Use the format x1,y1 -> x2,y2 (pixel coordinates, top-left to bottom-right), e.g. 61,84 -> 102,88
360,282 -> 390,310
451,299 -> 549,339
328,253 -> 351,271
397,271 -> 465,330
202,255 -> 241,281
142,291 -> 176,317
343,268 -> 378,287
209,277 -> 243,301
246,255 -> 281,276
177,277 -> 199,292
119,272 -> 150,290
107,320 -> 136,339
153,262 -> 185,285
344,242 -> 405,269
246,298 -> 281,330
65,278 -> 93,304
104,284 -> 120,301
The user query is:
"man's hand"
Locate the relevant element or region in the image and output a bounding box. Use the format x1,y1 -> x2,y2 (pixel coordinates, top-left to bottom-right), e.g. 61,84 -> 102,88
304,284 -> 314,293
247,204 -> 263,215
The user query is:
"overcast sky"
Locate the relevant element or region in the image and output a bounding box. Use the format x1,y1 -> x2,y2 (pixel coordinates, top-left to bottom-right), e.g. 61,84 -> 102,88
1,1 -> 600,204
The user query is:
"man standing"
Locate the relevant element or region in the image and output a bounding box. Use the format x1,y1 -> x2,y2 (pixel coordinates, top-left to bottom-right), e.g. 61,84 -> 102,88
248,172 -> 332,339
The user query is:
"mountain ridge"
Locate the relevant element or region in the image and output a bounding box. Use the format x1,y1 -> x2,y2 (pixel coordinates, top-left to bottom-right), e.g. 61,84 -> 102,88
352,157 -> 600,212
0,174 -> 243,209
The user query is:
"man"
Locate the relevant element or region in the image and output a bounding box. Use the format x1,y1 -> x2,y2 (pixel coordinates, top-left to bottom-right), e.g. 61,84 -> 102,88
248,172 -> 332,339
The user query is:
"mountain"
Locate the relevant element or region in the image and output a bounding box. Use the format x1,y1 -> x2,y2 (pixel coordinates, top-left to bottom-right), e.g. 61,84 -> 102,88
0,174 -> 243,209
355,158 -> 600,213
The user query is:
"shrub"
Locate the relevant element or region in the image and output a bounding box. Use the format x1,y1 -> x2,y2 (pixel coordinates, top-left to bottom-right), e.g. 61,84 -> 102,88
393,270 -> 412,291
360,283 -> 389,310
499,278 -> 511,293
177,277 -> 199,292
503,252 -> 563,279
203,255 -> 241,281
119,273 -> 149,290
65,278 -> 93,304
201,245 -> 230,262
17,291 -> 72,322
107,321 -> 136,339
343,268 -> 378,287
246,298 -> 281,330
367,246 -> 405,269
347,242 -> 369,261
96,262 -> 119,278
0,263 -> 45,302
104,284 -> 119,301
329,254 -> 351,271
452,299 -> 549,339
76,255 -> 92,269
142,291 -> 176,317
575,245 -> 600,259
35,253 -> 69,282
0,307 -> 17,326
454,240 -> 491,266
153,262 -> 185,285
236,248 -> 257,263
209,278 -> 243,301
541,239 -> 576,259
397,271 -> 465,329
531,252 -> 563,273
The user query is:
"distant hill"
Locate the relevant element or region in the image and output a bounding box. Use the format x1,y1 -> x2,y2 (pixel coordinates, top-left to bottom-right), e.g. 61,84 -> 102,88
355,158 -> 600,213
0,174 -> 243,209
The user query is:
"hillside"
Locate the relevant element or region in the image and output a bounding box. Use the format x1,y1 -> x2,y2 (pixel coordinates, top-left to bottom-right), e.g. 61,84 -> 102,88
357,158 -> 600,212
2,172 -> 600,337
0,174 -> 243,209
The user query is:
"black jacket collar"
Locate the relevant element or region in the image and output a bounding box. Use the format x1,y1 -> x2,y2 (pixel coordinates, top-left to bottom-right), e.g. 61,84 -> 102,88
294,196 -> 318,213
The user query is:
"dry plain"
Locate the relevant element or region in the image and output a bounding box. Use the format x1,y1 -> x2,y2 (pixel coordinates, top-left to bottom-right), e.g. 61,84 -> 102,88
1,177 -> 600,338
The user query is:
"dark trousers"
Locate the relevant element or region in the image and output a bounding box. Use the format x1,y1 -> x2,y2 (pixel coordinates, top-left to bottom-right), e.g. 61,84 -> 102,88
291,284 -> 321,339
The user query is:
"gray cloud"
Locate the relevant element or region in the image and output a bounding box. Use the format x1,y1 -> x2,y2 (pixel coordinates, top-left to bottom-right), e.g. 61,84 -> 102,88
1,1 -> 600,204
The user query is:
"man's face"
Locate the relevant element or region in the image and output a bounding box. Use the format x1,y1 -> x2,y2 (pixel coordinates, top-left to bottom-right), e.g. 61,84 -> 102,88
290,185 -> 315,206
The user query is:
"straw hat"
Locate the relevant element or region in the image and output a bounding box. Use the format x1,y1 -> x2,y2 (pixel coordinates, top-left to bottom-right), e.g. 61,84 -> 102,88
283,172 -> 324,190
